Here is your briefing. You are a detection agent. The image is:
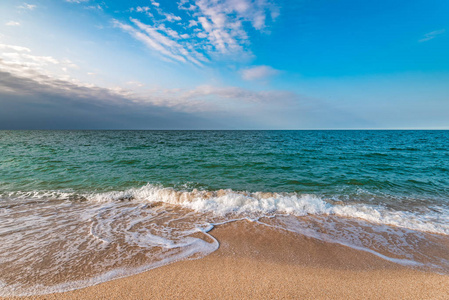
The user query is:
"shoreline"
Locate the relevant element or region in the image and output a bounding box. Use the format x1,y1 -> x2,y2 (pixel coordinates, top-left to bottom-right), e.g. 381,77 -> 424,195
3,220 -> 449,299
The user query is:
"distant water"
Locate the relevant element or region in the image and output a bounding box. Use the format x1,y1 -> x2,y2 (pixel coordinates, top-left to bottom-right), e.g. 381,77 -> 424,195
1,130 -> 449,295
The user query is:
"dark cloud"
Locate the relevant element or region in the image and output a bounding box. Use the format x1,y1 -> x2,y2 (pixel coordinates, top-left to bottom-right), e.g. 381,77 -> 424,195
0,71 -> 226,129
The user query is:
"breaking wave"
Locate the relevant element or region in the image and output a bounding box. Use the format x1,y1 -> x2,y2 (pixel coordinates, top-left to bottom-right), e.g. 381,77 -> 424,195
1,184 -> 449,296
4,184 -> 448,235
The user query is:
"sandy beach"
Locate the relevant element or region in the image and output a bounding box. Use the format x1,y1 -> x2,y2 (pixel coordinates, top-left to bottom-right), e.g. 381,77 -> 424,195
3,220 -> 449,300
2,0 -> 449,294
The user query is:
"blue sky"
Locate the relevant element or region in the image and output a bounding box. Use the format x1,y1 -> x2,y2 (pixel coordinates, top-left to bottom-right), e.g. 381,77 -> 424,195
0,0 -> 448,129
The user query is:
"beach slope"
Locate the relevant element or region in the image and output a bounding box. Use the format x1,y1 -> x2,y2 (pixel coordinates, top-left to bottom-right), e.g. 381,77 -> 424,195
4,220 -> 449,300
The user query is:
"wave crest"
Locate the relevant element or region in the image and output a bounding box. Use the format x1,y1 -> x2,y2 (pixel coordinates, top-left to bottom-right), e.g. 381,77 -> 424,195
2,185 -> 449,235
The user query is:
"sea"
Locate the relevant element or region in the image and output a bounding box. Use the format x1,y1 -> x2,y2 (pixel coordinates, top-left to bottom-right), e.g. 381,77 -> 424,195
1,130 -> 449,295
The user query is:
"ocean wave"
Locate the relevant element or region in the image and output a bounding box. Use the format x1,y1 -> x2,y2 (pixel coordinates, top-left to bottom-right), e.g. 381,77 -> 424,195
1,184 -> 449,296
3,184 -> 449,235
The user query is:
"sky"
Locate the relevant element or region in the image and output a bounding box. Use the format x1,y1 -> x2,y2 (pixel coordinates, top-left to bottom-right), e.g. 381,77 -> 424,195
0,0 -> 448,129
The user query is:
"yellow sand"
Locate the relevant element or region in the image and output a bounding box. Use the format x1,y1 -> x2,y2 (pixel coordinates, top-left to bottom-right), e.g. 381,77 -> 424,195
4,221 -> 449,299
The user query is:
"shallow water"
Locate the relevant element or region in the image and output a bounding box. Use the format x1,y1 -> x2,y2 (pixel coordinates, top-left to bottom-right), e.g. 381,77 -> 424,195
1,130 -> 449,295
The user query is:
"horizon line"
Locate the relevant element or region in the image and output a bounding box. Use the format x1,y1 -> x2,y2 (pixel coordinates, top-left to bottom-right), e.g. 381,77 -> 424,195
1,128 -> 449,131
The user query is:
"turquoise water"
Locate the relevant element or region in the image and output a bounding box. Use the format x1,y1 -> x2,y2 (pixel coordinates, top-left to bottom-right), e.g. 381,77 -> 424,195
1,130 -> 449,204
1,130 -> 449,295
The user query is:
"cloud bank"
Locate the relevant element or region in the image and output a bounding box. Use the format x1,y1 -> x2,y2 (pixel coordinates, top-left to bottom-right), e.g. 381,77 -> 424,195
0,42 -> 303,129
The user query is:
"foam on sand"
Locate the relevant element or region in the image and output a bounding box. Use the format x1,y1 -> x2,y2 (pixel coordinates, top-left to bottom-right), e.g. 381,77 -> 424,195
1,184 -> 449,296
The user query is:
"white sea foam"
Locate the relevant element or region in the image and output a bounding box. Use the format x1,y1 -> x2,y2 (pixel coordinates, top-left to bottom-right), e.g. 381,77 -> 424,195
0,236 -> 218,297
2,185 -> 449,235
70,184 -> 449,236
0,196 -> 218,297
1,185 -> 449,296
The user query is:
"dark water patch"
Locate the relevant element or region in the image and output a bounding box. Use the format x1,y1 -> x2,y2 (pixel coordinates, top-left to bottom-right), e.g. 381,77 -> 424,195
364,153 -> 389,157
124,145 -> 154,150
389,147 -> 421,151
116,159 -> 141,165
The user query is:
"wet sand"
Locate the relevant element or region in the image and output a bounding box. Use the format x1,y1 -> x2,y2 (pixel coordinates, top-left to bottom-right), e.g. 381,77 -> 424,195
4,220 -> 449,299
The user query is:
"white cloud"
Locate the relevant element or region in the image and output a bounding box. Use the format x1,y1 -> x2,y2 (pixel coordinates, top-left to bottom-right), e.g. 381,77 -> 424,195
198,16 -> 212,31
180,85 -> 295,104
18,3 -> 36,10
0,54 -> 132,103
116,0 -> 279,66
2,52 -> 59,65
163,12 -> 182,22
0,43 -> 78,81
241,65 -> 280,80
419,29 -> 446,42
188,0 -> 279,54
132,6 -> 153,17
0,44 -> 31,52
136,6 -> 150,12
5,21 -> 21,27
85,4 -> 103,10
178,0 -> 197,11
65,0 -> 89,3
126,81 -> 145,87
158,24 -> 181,39
188,20 -> 198,27
114,18 -> 207,66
